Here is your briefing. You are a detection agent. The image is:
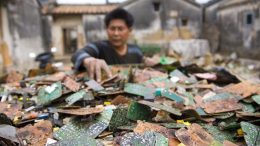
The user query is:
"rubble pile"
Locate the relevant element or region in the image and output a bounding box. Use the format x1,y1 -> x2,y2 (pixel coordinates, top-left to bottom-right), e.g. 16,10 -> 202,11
0,56 -> 259,146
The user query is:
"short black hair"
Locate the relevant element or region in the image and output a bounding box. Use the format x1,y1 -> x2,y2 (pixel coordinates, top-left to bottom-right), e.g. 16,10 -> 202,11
105,8 -> 134,28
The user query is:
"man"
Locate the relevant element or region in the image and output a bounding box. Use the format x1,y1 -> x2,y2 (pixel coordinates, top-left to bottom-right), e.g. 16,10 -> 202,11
72,8 -> 154,82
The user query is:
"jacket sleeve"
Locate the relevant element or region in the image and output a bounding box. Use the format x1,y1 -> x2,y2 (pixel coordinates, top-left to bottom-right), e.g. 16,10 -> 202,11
130,44 -> 144,63
71,43 -> 100,71
137,47 -> 143,63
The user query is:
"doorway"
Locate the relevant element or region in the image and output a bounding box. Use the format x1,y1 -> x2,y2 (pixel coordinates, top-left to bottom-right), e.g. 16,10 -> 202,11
63,27 -> 77,54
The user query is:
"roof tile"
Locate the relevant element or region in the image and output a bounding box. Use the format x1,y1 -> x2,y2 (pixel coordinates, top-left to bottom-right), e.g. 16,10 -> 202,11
44,4 -> 118,14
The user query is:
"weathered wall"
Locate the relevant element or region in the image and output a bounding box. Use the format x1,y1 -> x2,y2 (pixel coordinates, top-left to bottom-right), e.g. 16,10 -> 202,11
124,0 -> 161,44
202,1 -> 226,52
123,0 -> 202,44
41,15 -> 52,50
51,14 -> 85,56
163,0 -> 202,34
204,1 -> 226,24
82,0 -> 202,46
4,0 -> 46,72
217,2 -> 260,59
83,14 -> 107,43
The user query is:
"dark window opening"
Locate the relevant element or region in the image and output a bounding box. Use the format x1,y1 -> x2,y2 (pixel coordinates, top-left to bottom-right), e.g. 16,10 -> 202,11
63,28 -> 77,54
152,1 -> 161,12
182,18 -> 188,26
246,13 -> 253,25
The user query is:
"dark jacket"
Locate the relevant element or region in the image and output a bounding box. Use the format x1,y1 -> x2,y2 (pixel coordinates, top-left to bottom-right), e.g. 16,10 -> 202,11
71,41 -> 143,71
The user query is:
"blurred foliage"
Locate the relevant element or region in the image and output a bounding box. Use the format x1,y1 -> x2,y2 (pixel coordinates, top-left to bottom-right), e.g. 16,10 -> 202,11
138,44 -> 161,57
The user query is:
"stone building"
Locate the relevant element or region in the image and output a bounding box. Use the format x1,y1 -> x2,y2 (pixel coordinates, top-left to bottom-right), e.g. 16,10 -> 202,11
203,0 -> 260,59
121,0 -> 203,45
0,0 -> 46,72
43,2 -> 117,58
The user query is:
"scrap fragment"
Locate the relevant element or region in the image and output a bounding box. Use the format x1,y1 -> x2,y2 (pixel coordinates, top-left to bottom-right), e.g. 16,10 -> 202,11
85,80 -> 104,91
65,90 -> 92,105
0,102 -> 22,120
53,109 -> 113,141
241,122 -> 260,146
17,120 -> 53,146
124,83 -> 155,99
220,82 -> 260,98
126,101 -> 152,121
138,100 -> 181,116
57,106 -> 104,116
63,76 -> 80,92
37,82 -> 62,106
203,98 -> 243,114
175,123 -> 214,146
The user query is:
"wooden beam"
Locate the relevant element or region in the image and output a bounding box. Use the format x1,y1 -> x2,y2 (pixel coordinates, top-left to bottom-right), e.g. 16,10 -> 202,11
0,3 -> 3,40
0,41 -> 13,68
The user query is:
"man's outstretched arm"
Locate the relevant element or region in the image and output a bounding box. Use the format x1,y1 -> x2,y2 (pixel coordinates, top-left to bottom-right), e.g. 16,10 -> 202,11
71,44 -> 112,82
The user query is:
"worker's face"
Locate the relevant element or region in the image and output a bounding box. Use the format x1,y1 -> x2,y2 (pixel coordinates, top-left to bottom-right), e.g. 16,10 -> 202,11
106,19 -> 132,48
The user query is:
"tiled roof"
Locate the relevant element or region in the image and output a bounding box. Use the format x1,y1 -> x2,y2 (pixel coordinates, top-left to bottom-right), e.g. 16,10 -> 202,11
44,4 -> 118,14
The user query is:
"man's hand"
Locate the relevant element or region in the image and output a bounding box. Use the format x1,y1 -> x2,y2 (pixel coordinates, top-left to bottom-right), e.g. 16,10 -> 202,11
143,56 -> 160,67
83,57 -> 112,82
